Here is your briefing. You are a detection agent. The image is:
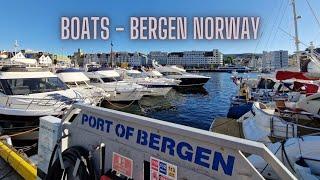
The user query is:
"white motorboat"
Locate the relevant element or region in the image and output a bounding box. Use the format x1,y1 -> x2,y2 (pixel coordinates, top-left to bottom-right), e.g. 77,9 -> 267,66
152,60 -> 210,87
85,69 -> 149,102
119,69 -> 178,96
238,95 -> 320,144
0,65 -> 88,139
56,68 -> 110,105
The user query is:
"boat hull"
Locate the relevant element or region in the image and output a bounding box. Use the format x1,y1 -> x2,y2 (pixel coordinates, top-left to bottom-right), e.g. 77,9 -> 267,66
175,77 -> 210,87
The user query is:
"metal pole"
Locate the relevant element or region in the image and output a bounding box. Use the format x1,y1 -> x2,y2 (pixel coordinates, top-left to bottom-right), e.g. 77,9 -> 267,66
291,0 -> 301,70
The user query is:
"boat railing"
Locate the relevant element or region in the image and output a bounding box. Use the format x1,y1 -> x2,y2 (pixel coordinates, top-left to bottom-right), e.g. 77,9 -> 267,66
269,112 -> 320,139
3,95 -> 81,113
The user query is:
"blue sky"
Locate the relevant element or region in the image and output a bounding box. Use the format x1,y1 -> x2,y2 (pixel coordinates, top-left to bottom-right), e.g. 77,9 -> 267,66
0,0 -> 320,55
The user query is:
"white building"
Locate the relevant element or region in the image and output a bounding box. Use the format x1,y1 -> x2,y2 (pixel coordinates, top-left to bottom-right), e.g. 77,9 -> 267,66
128,53 -> 147,67
167,52 -> 183,65
38,55 -> 52,65
148,51 -> 168,65
262,50 -> 288,71
166,49 -> 223,67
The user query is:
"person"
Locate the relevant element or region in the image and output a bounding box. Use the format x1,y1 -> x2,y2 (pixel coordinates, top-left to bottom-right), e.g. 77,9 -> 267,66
239,82 -> 250,102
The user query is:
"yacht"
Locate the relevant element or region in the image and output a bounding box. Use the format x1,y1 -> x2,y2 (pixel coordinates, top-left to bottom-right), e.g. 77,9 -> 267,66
152,60 -> 210,87
85,68 -> 149,102
56,68 -> 110,105
0,65 -> 88,139
119,69 -> 179,96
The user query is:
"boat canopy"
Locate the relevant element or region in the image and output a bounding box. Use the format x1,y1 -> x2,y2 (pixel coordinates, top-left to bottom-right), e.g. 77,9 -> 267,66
126,69 -> 141,74
57,72 -> 90,83
0,71 -> 56,79
276,71 -> 320,81
96,70 -> 120,78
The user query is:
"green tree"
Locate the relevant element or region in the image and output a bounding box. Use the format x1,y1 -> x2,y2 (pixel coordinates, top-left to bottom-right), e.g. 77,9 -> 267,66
223,56 -> 234,65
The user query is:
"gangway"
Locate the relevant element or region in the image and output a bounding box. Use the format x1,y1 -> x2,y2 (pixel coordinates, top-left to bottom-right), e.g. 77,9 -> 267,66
38,103 -> 297,180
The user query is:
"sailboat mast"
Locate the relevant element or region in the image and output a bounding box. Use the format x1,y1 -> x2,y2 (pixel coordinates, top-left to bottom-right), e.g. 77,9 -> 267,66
291,0 -> 300,70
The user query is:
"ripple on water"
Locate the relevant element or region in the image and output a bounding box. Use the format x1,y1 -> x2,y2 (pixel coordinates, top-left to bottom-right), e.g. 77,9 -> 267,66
106,72 -> 251,130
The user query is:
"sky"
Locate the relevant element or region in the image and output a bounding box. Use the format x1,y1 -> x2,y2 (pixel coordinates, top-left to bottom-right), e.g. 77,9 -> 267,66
0,0 -> 320,55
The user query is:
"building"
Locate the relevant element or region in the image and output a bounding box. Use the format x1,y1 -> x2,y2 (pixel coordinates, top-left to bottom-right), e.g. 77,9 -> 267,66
148,51 -> 168,65
128,53 -> 148,67
262,50 -> 288,71
166,50 -> 223,68
38,55 -> 52,65
73,49 -> 223,68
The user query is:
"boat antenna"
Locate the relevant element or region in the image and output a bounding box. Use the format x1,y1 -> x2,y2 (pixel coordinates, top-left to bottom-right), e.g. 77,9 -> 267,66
291,0 -> 301,71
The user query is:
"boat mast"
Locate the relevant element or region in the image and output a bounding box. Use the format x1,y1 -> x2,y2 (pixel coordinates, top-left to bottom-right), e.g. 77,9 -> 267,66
110,41 -> 114,67
291,0 -> 301,70
14,40 -> 19,55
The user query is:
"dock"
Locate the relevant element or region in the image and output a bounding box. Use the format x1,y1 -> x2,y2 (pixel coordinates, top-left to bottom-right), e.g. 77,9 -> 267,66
210,117 -> 244,138
0,140 -> 36,180
0,157 -> 22,179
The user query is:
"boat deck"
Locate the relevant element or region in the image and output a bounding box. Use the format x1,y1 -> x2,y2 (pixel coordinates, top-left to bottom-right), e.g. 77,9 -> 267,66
210,117 -> 244,138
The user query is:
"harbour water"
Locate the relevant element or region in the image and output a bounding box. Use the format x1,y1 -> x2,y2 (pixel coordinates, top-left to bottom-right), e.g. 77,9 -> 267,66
105,72 -> 258,130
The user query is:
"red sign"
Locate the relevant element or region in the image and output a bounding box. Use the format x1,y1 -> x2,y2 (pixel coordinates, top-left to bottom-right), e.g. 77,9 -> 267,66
112,152 -> 133,178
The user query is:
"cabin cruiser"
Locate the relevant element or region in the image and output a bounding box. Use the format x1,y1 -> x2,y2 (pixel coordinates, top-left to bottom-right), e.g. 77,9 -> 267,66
0,65 -> 89,139
85,69 -> 150,102
56,68 -> 110,105
152,60 -> 210,87
118,69 -> 179,96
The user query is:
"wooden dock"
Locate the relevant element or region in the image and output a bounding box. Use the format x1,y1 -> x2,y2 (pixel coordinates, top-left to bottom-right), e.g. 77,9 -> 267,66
0,157 -> 22,179
210,117 -> 244,138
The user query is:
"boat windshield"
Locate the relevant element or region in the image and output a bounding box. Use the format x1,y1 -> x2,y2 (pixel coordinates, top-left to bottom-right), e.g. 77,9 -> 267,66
127,73 -> 145,78
2,77 -> 68,95
65,81 -> 88,88
101,77 -> 122,83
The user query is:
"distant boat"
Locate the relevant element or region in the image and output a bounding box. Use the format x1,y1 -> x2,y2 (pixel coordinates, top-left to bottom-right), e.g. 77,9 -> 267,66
216,65 -> 251,73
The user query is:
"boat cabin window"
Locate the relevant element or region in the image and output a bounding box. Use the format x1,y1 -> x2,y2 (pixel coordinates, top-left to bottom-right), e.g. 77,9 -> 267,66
3,77 -> 68,95
257,78 -> 275,89
76,81 -> 88,86
162,72 -> 182,76
90,78 -> 101,83
127,73 -> 144,78
101,77 -> 121,83
66,81 -> 88,87
65,82 -> 77,87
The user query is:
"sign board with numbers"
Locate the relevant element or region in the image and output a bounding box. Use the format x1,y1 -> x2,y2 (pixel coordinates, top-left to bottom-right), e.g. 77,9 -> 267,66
150,157 -> 177,180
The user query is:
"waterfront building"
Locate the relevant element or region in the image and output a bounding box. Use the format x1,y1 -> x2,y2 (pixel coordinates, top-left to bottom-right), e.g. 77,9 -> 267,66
128,52 -> 148,67
38,54 -> 52,65
262,50 -> 288,71
166,50 -> 223,68
167,52 -> 183,65
75,49 -> 223,68
148,51 -> 168,65
114,52 -> 131,64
